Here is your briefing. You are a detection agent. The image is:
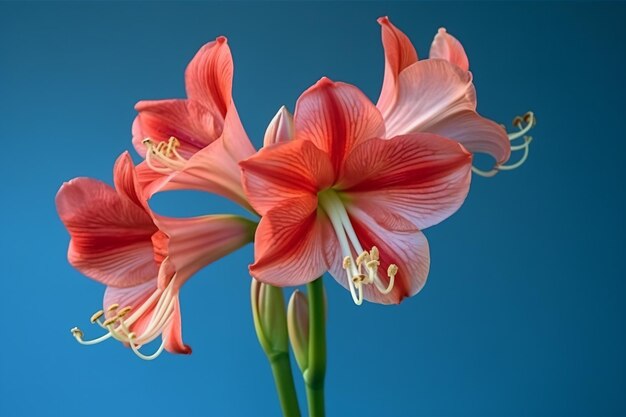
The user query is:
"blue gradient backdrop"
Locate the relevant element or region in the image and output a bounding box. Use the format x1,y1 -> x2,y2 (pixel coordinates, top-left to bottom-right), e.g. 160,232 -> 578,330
2,2 -> 625,416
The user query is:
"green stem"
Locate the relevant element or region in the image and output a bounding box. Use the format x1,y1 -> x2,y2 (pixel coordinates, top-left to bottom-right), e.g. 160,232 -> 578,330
304,278 -> 326,417
269,352 -> 302,417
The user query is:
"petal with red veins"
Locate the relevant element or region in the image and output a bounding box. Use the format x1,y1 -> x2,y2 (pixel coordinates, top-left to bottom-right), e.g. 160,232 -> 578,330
250,197 -> 336,286
113,152 -> 148,209
340,134 -> 472,231
294,78 -> 385,174
383,59 -> 476,138
185,36 -> 233,118
162,296 -> 192,354
132,99 -> 222,158
376,16 -> 419,117
154,214 -> 255,290
56,178 -> 158,287
430,28 -> 470,72
240,139 -> 334,216
327,205 -> 430,305
424,110 -> 511,165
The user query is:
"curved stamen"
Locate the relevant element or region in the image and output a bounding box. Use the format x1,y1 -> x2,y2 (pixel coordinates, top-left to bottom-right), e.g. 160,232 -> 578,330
129,333 -> 166,361
320,190 -> 397,304
70,327 -> 113,345
143,137 -> 188,174
473,112 -> 536,178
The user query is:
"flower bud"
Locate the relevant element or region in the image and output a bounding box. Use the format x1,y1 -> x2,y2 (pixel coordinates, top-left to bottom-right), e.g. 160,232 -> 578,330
287,290 -> 309,372
251,279 -> 289,356
263,106 -> 295,147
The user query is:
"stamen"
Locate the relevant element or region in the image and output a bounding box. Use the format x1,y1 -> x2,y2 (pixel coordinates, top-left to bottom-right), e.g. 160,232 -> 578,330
320,191 -> 398,305
69,279 -> 177,358
472,111 -> 536,178
143,136 -> 188,174
90,310 -> 104,323
129,333 -> 166,361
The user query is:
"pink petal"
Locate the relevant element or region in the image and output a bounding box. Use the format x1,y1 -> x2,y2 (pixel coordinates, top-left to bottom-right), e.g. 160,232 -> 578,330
426,110 -> 511,165
137,102 -> 256,209
103,278 -> 157,316
263,106 -> 295,146
240,139 -> 334,216
132,99 -> 222,158
328,205 -> 430,304
113,152 -> 148,210
376,16 -> 418,117
154,214 -> 256,290
383,59 -> 476,138
250,196 -> 336,286
56,178 -> 158,287
162,296 -> 192,354
339,134 -> 472,231
185,36 -> 233,118
294,77 -> 385,174
429,28 -> 470,72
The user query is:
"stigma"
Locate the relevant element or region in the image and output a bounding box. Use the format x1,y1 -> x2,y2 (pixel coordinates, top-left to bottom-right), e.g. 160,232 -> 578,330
318,190 -> 397,305
473,111 -> 536,177
142,136 -> 188,174
70,279 -> 177,360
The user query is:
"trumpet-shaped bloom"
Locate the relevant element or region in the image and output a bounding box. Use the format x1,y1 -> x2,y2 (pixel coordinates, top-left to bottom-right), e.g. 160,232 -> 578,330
57,152 -> 255,358
132,37 -> 255,208
241,78 -> 472,304
376,17 -> 535,176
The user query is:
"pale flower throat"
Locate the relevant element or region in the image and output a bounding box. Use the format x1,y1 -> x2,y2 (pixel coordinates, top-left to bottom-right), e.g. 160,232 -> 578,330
472,111 -> 537,177
318,189 -> 397,305
70,278 -> 178,360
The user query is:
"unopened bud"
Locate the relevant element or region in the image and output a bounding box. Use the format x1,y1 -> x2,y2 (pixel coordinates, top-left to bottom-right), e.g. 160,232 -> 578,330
263,106 -> 295,147
287,290 -> 309,372
251,279 -> 289,356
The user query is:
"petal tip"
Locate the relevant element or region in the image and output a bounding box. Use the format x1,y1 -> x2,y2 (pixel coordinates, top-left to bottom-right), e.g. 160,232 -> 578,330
377,16 -> 390,25
215,35 -> 227,45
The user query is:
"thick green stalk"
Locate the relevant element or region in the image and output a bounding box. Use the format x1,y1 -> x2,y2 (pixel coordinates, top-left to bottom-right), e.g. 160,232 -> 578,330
304,278 -> 326,417
269,352 -> 302,417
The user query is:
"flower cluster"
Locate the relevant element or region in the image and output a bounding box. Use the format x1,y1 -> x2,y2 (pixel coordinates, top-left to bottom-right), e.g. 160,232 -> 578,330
57,17 -> 534,359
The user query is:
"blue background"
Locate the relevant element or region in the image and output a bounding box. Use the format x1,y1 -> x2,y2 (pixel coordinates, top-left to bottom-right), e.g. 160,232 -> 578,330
2,2 -> 625,416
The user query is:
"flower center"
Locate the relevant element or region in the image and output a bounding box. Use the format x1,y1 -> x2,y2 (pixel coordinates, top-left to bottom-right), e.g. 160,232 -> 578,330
473,111 -> 536,177
318,189 -> 398,305
142,136 -> 188,174
70,277 -> 177,360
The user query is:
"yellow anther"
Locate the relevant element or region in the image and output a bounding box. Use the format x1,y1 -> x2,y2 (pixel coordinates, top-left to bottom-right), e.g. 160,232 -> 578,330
369,246 -> 380,261
90,310 -> 104,323
342,256 -> 352,269
366,260 -> 380,271
102,317 -> 118,327
387,264 -> 398,278
523,111 -> 535,125
117,306 -> 132,318
106,304 -> 120,312
128,332 -> 136,340
513,116 -> 523,127
352,274 -> 366,283
356,251 -> 369,266
142,138 -> 154,146
71,327 -> 84,339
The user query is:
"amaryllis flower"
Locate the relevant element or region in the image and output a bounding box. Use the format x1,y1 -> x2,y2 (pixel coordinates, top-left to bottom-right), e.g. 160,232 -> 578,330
376,17 -> 535,177
56,152 -> 255,359
132,36 -> 256,209
240,78 -> 472,305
